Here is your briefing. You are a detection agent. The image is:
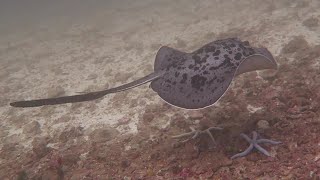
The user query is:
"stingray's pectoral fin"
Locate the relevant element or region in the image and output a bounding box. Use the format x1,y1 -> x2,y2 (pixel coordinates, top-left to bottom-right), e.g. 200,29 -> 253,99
235,48 -> 277,76
10,91 -> 107,107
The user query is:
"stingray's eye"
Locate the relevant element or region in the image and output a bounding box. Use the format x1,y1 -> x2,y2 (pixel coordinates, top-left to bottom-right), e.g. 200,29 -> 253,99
243,41 -> 250,46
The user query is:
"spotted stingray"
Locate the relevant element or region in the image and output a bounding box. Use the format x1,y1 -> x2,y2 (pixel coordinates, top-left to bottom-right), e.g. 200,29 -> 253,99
10,38 -> 281,159
10,38 -> 277,109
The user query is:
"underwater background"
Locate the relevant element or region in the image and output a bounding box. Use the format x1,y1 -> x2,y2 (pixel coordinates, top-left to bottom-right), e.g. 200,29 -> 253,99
0,0 -> 320,179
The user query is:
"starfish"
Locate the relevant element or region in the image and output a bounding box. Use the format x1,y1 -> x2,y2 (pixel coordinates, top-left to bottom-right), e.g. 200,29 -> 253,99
231,131 -> 281,159
172,126 -> 223,144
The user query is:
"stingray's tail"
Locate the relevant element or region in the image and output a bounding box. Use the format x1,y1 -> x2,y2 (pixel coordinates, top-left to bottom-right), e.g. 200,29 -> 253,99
10,71 -> 164,108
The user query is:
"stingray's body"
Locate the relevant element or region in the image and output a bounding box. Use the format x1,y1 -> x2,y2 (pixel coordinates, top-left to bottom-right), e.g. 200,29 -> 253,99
10,38 -> 277,109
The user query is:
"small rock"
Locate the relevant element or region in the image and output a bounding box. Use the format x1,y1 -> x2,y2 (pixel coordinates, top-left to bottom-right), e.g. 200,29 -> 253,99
247,104 -> 263,114
32,137 -> 50,159
170,164 -> 182,174
314,153 -> 320,162
149,152 -> 160,160
281,36 -> 309,54
23,121 -> 41,135
258,69 -> 278,81
188,111 -> 204,120
89,127 -> 119,143
111,92 -> 128,107
114,72 -> 132,83
257,120 -> 270,130
56,115 -> 72,123
121,160 -> 130,168
123,176 -> 132,180
175,37 -> 187,48
264,87 -> 280,100
170,114 -> 188,129
146,168 -> 155,177
178,168 -> 193,178
216,166 -> 231,174
150,115 -> 171,130
47,86 -> 65,98
199,170 -> 214,179
142,112 -> 155,123
63,153 -> 80,167
87,73 -> 98,80
59,126 -> 83,143
156,168 -> 168,176
16,170 -> 28,180
168,155 -> 177,164
115,117 -> 131,127
302,17 -> 319,29
287,142 -> 298,151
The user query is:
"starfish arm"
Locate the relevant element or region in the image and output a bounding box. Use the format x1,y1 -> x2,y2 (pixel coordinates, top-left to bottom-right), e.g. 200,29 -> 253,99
172,126 -> 222,144
172,131 -> 195,139
207,126 -> 223,131
231,144 -> 254,159
181,138 -> 192,143
191,131 -> 200,139
205,129 -> 216,144
240,133 -> 252,143
252,131 -> 258,141
254,143 -> 271,156
257,139 -> 282,145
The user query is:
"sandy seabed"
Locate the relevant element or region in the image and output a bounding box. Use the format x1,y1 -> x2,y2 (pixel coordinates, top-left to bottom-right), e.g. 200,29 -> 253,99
1,0 -> 320,179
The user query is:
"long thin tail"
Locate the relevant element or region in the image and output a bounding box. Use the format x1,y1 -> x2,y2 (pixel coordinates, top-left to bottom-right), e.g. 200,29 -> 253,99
10,71 -> 164,108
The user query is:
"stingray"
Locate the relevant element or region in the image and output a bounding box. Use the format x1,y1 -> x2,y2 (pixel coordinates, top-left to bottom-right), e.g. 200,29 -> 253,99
10,38 -> 281,158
